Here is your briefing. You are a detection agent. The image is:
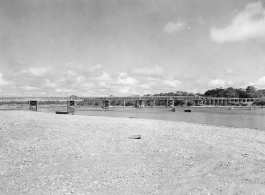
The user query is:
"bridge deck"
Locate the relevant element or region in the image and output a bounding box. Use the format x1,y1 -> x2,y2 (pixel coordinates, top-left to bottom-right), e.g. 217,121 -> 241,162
0,96 -> 262,101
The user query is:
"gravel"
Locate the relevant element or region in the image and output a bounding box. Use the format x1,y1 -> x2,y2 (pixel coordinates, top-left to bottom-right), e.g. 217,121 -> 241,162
1,111 -> 265,194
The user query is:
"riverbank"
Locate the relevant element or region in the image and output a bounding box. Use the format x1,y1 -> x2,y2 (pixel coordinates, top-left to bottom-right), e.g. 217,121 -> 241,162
1,111 -> 265,194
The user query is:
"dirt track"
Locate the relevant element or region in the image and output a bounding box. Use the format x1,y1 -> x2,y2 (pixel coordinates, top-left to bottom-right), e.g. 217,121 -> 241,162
1,111 -> 265,194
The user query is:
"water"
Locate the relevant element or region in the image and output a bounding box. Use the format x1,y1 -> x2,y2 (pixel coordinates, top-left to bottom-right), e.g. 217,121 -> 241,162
35,106 -> 265,130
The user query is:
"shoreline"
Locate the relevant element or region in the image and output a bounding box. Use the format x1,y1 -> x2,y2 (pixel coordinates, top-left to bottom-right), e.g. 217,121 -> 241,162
1,111 -> 265,194
1,107 -> 265,131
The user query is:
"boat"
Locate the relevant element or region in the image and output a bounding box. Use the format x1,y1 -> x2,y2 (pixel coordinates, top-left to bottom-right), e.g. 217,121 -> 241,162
184,109 -> 191,112
55,111 -> 69,114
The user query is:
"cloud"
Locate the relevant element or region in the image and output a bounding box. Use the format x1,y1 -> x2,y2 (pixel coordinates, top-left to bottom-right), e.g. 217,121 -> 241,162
43,79 -> 56,89
99,81 -> 107,86
132,65 -> 166,77
138,84 -> 150,89
0,60 -> 242,96
164,18 -> 187,33
0,73 -> 9,86
163,78 -> 180,87
97,72 -> 112,81
28,67 -> 50,76
22,85 -> 40,91
208,79 -> 226,87
211,2 -> 265,43
119,87 -> 130,94
208,79 -> 234,87
65,63 -> 102,75
88,64 -> 102,72
117,73 -> 137,85
256,76 -> 265,88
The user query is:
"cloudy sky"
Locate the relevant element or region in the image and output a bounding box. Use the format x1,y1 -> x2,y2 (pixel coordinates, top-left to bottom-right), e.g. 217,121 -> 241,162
0,0 -> 265,96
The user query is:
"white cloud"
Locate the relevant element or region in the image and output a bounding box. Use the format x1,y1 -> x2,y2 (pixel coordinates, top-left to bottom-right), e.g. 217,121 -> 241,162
139,84 -> 150,89
81,82 -> 93,88
55,89 -> 76,93
117,73 -> 137,85
66,63 -> 102,73
44,79 -> 56,88
132,65 -> 166,77
22,85 -> 40,91
208,79 -> 226,87
88,64 -> 102,72
99,81 -> 107,86
163,78 -> 180,87
0,73 -> 8,86
97,72 -> 112,81
29,67 -> 50,76
211,2 -> 265,43
164,18 -> 187,33
119,87 -> 130,94
207,79 -> 234,87
256,76 -> 265,87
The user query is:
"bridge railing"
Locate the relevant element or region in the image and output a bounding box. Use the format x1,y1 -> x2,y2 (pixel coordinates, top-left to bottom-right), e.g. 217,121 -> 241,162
0,96 -> 263,102
0,96 -> 196,101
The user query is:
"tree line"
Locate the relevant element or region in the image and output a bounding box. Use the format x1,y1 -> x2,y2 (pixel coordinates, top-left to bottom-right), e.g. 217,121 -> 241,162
203,86 -> 265,98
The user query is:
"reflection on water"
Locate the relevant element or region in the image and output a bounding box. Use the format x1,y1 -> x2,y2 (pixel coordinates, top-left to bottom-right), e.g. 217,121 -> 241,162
36,106 -> 265,130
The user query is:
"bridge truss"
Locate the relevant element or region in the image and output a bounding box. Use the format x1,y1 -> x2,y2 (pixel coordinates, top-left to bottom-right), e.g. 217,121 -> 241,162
0,96 -> 262,112
0,96 -> 195,101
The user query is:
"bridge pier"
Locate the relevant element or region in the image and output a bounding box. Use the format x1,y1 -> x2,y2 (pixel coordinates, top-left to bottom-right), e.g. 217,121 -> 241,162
215,99 -> 218,106
152,100 -> 155,107
29,100 -> 38,111
195,99 -> 204,106
67,100 -> 76,114
102,100 -> 109,109
135,100 -> 144,108
167,99 -> 174,107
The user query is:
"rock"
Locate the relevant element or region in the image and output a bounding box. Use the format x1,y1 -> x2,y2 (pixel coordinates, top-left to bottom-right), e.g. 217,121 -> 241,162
129,135 -> 141,139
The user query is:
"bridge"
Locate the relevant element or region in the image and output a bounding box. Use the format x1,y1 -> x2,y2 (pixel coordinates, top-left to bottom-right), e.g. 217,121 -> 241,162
0,96 -> 195,101
0,96 -> 262,112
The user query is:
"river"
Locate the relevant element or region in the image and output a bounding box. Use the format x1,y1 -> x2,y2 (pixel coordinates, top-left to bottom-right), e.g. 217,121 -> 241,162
35,106 -> 265,130
1,106 -> 264,130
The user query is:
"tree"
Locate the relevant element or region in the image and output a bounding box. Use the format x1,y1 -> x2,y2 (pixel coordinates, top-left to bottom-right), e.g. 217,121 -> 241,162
235,88 -> 250,98
69,95 -> 78,99
204,88 -> 225,97
246,86 -> 256,93
223,87 -> 239,98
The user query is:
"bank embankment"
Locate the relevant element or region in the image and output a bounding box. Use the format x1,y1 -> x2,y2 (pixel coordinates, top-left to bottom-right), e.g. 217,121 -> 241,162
1,111 -> 265,194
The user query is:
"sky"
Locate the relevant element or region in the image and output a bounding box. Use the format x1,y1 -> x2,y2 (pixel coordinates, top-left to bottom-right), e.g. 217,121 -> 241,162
0,0 -> 265,96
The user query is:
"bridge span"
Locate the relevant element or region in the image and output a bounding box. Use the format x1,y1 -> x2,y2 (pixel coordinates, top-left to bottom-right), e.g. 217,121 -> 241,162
0,96 -> 195,101
0,96 -> 262,112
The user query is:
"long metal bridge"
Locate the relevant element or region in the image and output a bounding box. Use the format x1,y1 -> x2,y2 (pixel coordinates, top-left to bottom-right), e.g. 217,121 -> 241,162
0,96 -> 262,101
0,96 -> 195,101
0,96 -> 262,112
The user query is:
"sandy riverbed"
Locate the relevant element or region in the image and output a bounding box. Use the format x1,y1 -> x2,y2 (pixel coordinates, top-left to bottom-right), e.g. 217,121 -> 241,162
1,111 -> 265,194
